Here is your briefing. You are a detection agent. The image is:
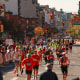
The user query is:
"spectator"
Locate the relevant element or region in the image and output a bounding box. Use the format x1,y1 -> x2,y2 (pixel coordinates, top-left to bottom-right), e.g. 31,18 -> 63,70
0,71 -> 3,80
40,63 -> 58,80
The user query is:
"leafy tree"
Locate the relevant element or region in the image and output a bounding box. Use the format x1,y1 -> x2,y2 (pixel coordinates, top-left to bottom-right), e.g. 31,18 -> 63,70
0,17 -> 23,39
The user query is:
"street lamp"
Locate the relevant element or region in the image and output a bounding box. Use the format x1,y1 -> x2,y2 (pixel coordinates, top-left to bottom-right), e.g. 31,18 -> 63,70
25,20 -> 28,39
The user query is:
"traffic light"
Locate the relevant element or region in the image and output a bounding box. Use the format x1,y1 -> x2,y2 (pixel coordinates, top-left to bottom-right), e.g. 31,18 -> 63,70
49,13 -> 53,20
0,5 -> 4,17
0,25 -> 3,32
74,14 -> 77,18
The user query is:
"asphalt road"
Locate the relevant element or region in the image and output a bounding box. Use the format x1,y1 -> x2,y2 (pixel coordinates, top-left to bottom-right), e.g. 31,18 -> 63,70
0,46 -> 80,80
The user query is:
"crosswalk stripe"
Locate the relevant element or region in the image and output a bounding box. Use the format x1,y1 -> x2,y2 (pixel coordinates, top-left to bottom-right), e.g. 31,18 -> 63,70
11,77 -> 18,80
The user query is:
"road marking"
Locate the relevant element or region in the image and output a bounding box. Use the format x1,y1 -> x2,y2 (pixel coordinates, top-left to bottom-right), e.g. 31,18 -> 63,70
11,77 -> 18,80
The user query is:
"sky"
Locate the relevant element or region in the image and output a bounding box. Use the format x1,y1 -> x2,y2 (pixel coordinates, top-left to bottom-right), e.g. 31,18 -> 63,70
38,0 -> 80,13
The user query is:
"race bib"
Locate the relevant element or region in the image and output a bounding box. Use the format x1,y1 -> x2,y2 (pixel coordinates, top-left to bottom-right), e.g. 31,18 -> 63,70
39,53 -> 41,55
49,59 -> 53,62
34,58 -> 37,61
27,61 -> 31,66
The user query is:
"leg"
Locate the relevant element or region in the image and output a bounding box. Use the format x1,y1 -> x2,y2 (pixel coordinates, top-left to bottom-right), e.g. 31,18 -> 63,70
63,74 -> 66,80
27,74 -> 29,80
35,69 -> 38,77
16,63 -> 19,76
33,69 -> 36,79
19,62 -> 21,72
51,64 -> 53,71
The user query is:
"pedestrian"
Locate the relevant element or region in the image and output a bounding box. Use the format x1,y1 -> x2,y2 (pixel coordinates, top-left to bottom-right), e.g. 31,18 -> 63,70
21,54 -> 34,80
13,47 -> 22,76
0,71 -> 3,80
40,63 -> 58,80
69,41 -> 73,53
47,51 -> 55,70
31,50 -> 40,79
38,48 -> 43,64
65,43 -> 69,54
59,52 -> 70,80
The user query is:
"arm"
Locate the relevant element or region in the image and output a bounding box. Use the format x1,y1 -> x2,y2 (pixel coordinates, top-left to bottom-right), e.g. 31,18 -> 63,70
53,55 -> 55,60
12,51 -> 15,59
59,57 -> 62,65
67,57 -> 70,65
21,59 -> 25,68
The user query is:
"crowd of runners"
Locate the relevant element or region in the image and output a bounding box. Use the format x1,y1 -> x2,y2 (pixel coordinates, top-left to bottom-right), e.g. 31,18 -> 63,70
0,38 -> 77,80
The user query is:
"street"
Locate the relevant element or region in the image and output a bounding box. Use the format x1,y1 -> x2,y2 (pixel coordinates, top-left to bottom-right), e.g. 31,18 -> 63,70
0,46 -> 80,80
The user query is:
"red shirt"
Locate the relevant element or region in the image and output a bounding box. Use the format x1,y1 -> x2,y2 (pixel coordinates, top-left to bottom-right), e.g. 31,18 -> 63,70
21,58 -> 33,71
31,54 -> 40,66
38,50 -> 42,57
12,44 -> 16,50
42,48 -> 46,53
21,53 -> 25,60
48,55 -> 54,60
62,48 -> 66,51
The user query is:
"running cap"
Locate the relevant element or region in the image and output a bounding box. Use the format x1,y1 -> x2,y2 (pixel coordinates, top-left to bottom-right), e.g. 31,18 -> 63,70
62,52 -> 66,55
26,53 -> 31,57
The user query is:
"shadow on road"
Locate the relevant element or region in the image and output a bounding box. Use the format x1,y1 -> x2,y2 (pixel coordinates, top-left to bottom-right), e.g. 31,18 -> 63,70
0,62 -> 15,75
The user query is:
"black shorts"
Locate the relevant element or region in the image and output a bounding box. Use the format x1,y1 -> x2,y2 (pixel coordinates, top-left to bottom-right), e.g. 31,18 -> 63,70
61,66 -> 68,74
70,47 -> 72,49
33,65 -> 39,69
25,70 -> 32,75
59,54 -> 62,57
66,48 -> 68,50
15,60 -> 19,64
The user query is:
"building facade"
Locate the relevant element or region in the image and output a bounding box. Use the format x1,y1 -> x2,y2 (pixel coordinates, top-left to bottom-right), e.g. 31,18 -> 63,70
20,0 -> 38,18
1,0 -> 18,15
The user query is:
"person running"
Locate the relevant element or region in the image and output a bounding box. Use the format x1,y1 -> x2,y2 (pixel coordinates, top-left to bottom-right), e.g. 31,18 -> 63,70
21,49 -> 26,75
47,51 -> 55,70
38,48 -> 43,64
13,47 -> 22,76
21,54 -> 33,80
31,50 -> 40,79
65,43 -> 69,54
56,51 -> 60,61
69,41 -> 73,53
59,52 -> 70,80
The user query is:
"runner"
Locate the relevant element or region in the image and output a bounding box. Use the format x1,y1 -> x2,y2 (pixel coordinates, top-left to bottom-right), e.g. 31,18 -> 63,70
13,47 -> 22,76
65,43 -> 69,54
56,51 -> 60,61
59,52 -> 70,80
21,54 -> 33,80
69,41 -> 73,53
21,49 -> 26,75
47,51 -> 55,70
31,50 -> 40,79
38,48 -> 43,64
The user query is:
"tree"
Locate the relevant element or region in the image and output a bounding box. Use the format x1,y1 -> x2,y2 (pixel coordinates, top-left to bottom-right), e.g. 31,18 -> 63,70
0,17 -> 23,39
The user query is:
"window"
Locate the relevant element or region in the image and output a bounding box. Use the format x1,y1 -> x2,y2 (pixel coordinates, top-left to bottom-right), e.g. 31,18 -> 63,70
32,0 -> 35,4
32,21 -> 34,24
